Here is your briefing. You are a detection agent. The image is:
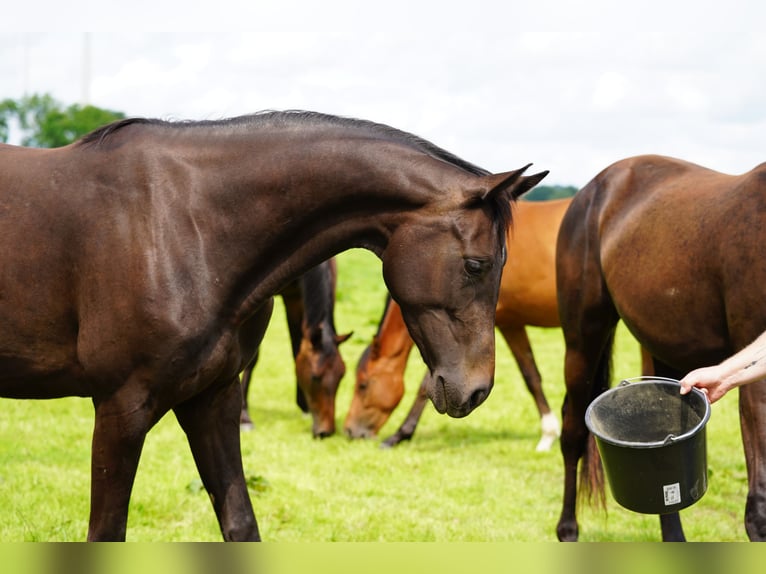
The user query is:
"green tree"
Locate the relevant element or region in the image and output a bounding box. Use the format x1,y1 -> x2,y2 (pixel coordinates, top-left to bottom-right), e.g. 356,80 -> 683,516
523,184 -> 579,201
0,93 -> 125,148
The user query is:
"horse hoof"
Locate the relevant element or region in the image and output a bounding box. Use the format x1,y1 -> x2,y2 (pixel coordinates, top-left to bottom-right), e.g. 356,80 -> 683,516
535,435 -> 556,452
556,522 -> 579,542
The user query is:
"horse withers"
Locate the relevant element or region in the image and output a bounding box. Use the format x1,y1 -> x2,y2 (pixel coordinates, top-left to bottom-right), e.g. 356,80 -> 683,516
555,154 -> 766,542
0,110 -> 546,541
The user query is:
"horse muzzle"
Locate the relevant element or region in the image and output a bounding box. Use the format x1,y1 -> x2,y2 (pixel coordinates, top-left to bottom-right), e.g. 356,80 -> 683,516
428,374 -> 493,418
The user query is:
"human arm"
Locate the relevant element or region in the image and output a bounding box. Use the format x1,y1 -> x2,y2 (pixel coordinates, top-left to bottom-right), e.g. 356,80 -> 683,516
679,330 -> 766,403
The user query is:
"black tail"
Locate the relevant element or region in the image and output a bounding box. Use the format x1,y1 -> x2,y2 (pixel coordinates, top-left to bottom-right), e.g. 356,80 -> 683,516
578,329 -> 615,510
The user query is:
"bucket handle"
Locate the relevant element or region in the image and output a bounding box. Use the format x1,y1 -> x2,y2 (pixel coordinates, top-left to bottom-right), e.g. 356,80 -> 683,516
618,375 -> 681,387
662,433 -> 679,445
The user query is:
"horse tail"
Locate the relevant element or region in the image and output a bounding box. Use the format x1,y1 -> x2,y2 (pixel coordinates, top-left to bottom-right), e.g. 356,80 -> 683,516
578,329 -> 615,511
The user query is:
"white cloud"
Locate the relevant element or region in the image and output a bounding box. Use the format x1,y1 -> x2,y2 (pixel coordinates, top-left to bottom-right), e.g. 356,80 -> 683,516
592,72 -> 629,110
2,1 -> 766,184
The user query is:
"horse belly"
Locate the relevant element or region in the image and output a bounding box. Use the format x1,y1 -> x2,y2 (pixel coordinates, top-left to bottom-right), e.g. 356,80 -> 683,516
0,354 -> 89,399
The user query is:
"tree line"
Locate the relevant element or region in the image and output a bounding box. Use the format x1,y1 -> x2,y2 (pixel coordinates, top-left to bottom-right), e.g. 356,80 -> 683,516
0,93 -> 124,148
523,184 -> 577,201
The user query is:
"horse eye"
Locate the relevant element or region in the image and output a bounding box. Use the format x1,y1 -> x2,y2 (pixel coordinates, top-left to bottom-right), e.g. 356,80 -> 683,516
464,258 -> 486,277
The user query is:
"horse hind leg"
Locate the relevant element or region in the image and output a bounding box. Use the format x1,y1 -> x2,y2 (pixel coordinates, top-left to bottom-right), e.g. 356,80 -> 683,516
174,377 -> 260,541
739,380 -> 766,540
556,323 -> 618,542
497,324 -> 559,451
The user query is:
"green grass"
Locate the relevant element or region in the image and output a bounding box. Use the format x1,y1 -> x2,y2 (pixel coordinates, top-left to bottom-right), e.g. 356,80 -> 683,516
0,249 -> 749,541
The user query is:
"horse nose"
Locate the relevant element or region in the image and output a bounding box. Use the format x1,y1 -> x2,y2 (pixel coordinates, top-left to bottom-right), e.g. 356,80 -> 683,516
431,374 -> 493,418
313,427 -> 335,439
344,424 -> 373,439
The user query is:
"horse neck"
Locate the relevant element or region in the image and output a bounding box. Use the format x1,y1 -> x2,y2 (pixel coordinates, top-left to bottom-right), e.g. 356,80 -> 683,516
177,130 -> 462,317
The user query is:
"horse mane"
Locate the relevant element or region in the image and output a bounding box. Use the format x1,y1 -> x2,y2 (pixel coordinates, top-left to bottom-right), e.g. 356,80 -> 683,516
77,117 -> 162,147
77,110 -> 510,233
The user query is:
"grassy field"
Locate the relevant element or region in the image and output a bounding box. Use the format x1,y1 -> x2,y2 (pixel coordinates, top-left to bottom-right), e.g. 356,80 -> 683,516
0,248 -> 750,542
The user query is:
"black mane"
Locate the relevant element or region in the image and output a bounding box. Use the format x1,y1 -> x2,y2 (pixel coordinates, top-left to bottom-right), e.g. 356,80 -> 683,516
79,111 -> 487,173
77,110 -> 510,234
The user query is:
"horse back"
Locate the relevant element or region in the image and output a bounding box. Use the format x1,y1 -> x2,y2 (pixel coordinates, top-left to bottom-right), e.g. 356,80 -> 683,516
560,154 -> 766,370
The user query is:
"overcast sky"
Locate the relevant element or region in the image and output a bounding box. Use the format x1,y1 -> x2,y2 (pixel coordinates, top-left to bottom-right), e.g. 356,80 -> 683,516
2,1 -> 764,185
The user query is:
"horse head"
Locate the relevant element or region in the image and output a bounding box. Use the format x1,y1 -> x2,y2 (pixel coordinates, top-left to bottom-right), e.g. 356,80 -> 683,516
381,165 -> 547,418
294,321 -> 351,438
344,336 -> 406,438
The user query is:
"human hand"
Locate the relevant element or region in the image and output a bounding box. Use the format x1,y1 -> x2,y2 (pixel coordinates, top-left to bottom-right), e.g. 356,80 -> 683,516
679,366 -> 728,403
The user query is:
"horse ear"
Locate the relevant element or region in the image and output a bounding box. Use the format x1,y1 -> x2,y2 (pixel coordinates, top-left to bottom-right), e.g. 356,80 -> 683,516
336,332 -> 353,345
478,165 -> 549,202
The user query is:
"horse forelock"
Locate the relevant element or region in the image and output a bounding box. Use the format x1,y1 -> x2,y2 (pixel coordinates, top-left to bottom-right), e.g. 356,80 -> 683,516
491,190 -> 514,243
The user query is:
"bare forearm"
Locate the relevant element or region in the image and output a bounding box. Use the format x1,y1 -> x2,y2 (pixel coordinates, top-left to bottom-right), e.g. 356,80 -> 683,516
680,330 -> 766,402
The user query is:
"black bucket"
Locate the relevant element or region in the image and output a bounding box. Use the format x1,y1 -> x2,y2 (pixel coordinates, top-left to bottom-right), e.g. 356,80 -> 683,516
584,376 -> 711,514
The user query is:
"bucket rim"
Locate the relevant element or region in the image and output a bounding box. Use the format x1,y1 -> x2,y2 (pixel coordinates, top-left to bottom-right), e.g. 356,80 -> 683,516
584,377 -> 711,449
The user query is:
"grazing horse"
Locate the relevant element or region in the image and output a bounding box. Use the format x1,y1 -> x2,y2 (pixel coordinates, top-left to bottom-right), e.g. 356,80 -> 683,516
555,154 -> 766,542
239,258 -> 351,438
0,110 -> 546,541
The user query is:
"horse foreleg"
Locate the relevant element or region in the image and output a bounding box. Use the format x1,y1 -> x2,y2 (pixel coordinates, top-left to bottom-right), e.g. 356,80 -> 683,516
498,324 -> 558,451
87,392 -> 157,541
381,372 -> 430,448
174,378 -> 260,541
740,380 -> 766,540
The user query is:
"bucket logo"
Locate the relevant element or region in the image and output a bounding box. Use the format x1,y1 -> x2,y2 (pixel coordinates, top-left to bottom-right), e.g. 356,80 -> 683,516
663,482 -> 682,506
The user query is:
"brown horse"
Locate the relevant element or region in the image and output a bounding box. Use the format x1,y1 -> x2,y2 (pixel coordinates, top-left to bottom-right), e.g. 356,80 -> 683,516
239,258 -> 351,438
0,110 -> 546,541
555,154 -> 766,542
344,198 -> 573,450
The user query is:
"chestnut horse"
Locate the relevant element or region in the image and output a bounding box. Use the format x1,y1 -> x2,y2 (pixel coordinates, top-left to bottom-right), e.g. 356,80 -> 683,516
344,198 -> 572,450
555,155 -> 766,542
0,110 -> 546,541
239,258 -> 351,438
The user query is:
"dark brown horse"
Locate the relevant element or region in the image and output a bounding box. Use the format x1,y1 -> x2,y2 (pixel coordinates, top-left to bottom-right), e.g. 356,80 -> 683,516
555,154 -> 766,542
0,110 -> 546,541
239,258 -> 351,438
345,198 -> 573,450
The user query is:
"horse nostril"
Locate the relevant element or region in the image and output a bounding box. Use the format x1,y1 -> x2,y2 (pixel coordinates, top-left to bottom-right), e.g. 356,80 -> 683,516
468,387 -> 489,410
314,429 -> 334,440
